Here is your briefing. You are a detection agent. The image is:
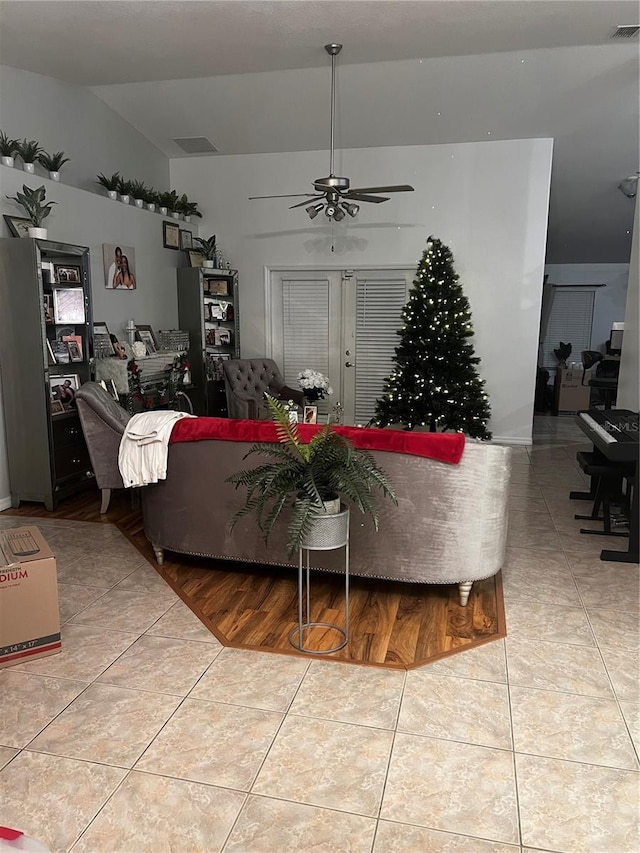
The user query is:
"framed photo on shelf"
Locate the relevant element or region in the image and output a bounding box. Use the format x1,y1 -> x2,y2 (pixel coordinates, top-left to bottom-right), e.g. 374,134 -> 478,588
163,221 -> 180,250
51,340 -> 70,364
188,250 -> 204,268
93,322 -> 114,357
49,374 -> 80,412
208,279 -> 229,296
53,265 -> 82,284
303,406 -> 318,424
49,399 -> 65,416
53,288 -> 85,324
179,229 -> 193,250
135,325 -> 158,355
43,294 -> 54,324
3,215 -> 31,238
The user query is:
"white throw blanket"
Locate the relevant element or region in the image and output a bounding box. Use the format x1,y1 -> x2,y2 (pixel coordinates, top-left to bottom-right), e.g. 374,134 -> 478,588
118,410 -> 195,488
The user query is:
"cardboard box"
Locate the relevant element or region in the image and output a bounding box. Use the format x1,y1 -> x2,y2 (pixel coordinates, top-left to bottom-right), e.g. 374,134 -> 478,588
555,367 -> 592,413
0,526 -> 61,669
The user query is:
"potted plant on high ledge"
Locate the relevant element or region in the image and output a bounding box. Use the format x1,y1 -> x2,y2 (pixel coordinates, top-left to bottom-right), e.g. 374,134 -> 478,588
97,172 -> 121,200
6,184 -> 56,239
193,234 -> 217,268
130,180 -> 148,209
0,132 -> 19,168
38,150 -> 70,182
117,177 -> 133,204
16,138 -> 42,174
227,394 -> 397,554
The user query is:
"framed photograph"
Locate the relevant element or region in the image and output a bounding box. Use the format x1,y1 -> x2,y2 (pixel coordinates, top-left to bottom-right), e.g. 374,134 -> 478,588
93,322 -> 114,357
209,279 -> 229,296
179,229 -> 193,250
3,215 -> 31,238
188,250 -> 204,268
288,409 -> 299,424
49,374 -> 80,412
163,221 -> 180,250
303,406 -> 318,424
50,399 -> 65,416
63,335 -> 83,361
103,243 -> 137,290
206,300 -> 224,320
135,325 -> 158,355
213,328 -> 232,346
53,288 -> 85,324
54,265 -> 81,284
43,294 -> 53,324
51,340 -> 70,364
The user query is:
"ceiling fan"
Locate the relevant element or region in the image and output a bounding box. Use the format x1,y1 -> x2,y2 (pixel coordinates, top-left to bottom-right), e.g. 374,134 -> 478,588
249,43 -> 414,221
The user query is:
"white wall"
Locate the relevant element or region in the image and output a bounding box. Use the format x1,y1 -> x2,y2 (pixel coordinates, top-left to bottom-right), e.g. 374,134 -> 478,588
0,65 -> 169,193
617,197 -> 639,412
0,167 -> 184,506
171,138 -> 553,444
544,263 -> 629,353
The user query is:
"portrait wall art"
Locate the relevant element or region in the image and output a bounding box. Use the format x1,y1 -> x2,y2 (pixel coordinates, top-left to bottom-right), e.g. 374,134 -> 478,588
103,243 -> 137,290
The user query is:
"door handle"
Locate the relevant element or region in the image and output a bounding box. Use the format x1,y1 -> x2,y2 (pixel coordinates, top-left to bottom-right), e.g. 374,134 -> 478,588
345,361 -> 354,368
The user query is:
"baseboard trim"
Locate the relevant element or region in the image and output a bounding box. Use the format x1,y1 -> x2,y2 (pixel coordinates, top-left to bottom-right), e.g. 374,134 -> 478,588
0,496 -> 13,512
491,436 -> 532,447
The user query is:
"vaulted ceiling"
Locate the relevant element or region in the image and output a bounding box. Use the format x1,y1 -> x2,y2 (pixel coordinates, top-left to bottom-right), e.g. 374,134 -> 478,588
1,0 -> 638,263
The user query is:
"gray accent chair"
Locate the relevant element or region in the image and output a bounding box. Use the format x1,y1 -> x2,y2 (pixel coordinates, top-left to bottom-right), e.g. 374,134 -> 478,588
75,382 -> 131,513
222,358 -> 305,419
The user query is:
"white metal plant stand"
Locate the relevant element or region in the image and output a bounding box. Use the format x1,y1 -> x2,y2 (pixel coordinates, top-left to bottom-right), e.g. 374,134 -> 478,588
288,506 -> 350,655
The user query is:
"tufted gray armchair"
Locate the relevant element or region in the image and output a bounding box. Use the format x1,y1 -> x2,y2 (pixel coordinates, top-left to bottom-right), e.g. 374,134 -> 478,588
222,358 -> 305,420
75,382 -> 131,513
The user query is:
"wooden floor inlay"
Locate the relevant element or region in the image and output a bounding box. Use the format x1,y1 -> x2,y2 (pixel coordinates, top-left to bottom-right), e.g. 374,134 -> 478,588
4,489 -> 506,669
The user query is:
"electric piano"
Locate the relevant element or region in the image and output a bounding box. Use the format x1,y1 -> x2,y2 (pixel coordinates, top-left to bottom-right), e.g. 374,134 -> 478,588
575,409 -> 639,563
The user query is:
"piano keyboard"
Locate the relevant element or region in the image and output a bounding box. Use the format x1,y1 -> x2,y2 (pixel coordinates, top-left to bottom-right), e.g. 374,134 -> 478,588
579,412 -> 615,444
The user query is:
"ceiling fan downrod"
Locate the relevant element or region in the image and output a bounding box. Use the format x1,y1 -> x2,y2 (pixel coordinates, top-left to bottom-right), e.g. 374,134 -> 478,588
325,43 -> 342,179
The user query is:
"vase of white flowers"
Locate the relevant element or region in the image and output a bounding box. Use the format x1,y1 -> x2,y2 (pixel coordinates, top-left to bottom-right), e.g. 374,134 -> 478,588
297,369 -> 333,403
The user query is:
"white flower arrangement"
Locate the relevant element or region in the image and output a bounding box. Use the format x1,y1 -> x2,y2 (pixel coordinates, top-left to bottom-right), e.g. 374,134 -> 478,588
297,369 -> 333,402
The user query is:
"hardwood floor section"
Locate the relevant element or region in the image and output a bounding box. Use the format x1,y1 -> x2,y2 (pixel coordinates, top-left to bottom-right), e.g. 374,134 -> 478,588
4,489 -> 506,669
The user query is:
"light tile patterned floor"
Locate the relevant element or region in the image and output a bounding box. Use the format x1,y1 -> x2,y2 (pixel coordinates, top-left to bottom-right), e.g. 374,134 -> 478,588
0,416 -> 638,852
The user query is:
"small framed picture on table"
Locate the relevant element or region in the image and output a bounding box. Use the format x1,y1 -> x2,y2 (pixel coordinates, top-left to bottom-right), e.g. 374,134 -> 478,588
303,406 -> 318,424
135,325 -> 158,355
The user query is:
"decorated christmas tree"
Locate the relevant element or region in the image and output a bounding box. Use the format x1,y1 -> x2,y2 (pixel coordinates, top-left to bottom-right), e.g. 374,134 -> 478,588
374,236 -> 492,438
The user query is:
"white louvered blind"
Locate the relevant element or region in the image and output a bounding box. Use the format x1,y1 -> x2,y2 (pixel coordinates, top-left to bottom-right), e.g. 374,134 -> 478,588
282,279 -> 330,388
355,277 -> 408,424
541,289 -> 595,375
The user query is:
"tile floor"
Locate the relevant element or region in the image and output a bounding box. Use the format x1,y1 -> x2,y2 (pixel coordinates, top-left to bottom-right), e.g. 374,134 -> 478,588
0,416 -> 638,852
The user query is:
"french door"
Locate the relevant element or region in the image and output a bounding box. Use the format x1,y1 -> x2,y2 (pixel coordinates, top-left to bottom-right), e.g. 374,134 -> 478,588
268,268 -> 413,424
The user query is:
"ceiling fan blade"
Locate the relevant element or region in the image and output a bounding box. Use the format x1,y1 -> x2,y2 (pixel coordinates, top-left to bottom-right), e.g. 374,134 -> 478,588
346,185 -> 415,194
344,193 -> 390,203
289,196 -> 324,209
248,193 -> 319,200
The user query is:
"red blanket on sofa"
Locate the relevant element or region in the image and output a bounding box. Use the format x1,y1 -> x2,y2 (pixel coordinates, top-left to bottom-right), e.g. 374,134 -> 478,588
169,418 -> 465,464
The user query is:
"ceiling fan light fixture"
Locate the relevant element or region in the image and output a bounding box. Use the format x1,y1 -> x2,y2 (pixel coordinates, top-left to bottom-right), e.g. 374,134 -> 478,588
334,207 -> 346,221
325,203 -> 338,218
342,202 -> 359,217
306,203 -> 324,219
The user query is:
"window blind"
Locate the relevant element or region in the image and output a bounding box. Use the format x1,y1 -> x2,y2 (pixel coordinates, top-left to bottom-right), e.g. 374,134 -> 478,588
355,277 -> 408,424
541,289 -> 595,374
282,279 -> 330,388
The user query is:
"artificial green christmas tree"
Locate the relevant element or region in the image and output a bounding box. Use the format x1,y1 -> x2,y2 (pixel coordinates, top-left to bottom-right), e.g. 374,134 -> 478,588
374,236 -> 492,438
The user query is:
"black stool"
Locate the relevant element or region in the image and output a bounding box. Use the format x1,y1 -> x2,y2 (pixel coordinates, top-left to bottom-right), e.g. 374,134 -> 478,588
574,451 -> 632,537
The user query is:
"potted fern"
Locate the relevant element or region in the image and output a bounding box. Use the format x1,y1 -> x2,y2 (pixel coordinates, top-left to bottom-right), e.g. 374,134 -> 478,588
158,191 -> 174,216
228,394 -> 397,554
6,184 -> 56,239
194,234 -> 217,268
117,177 -> 133,204
130,180 -> 148,209
38,150 -> 70,182
97,172 -> 121,200
0,132 -> 19,168
16,139 -> 42,174
144,188 -> 158,213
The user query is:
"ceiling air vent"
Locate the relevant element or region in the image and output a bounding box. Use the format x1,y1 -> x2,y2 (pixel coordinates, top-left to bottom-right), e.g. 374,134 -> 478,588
173,137 -> 218,154
610,25 -> 639,39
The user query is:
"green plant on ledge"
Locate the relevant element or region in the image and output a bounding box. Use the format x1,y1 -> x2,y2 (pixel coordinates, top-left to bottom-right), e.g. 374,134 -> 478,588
38,150 -> 70,173
96,171 -> 121,191
116,177 -> 133,197
193,234 -> 217,259
227,394 -> 397,554
176,193 -> 203,219
16,138 -> 42,164
553,342 -> 572,367
6,184 -> 56,227
0,131 -> 19,158
130,180 -> 148,200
